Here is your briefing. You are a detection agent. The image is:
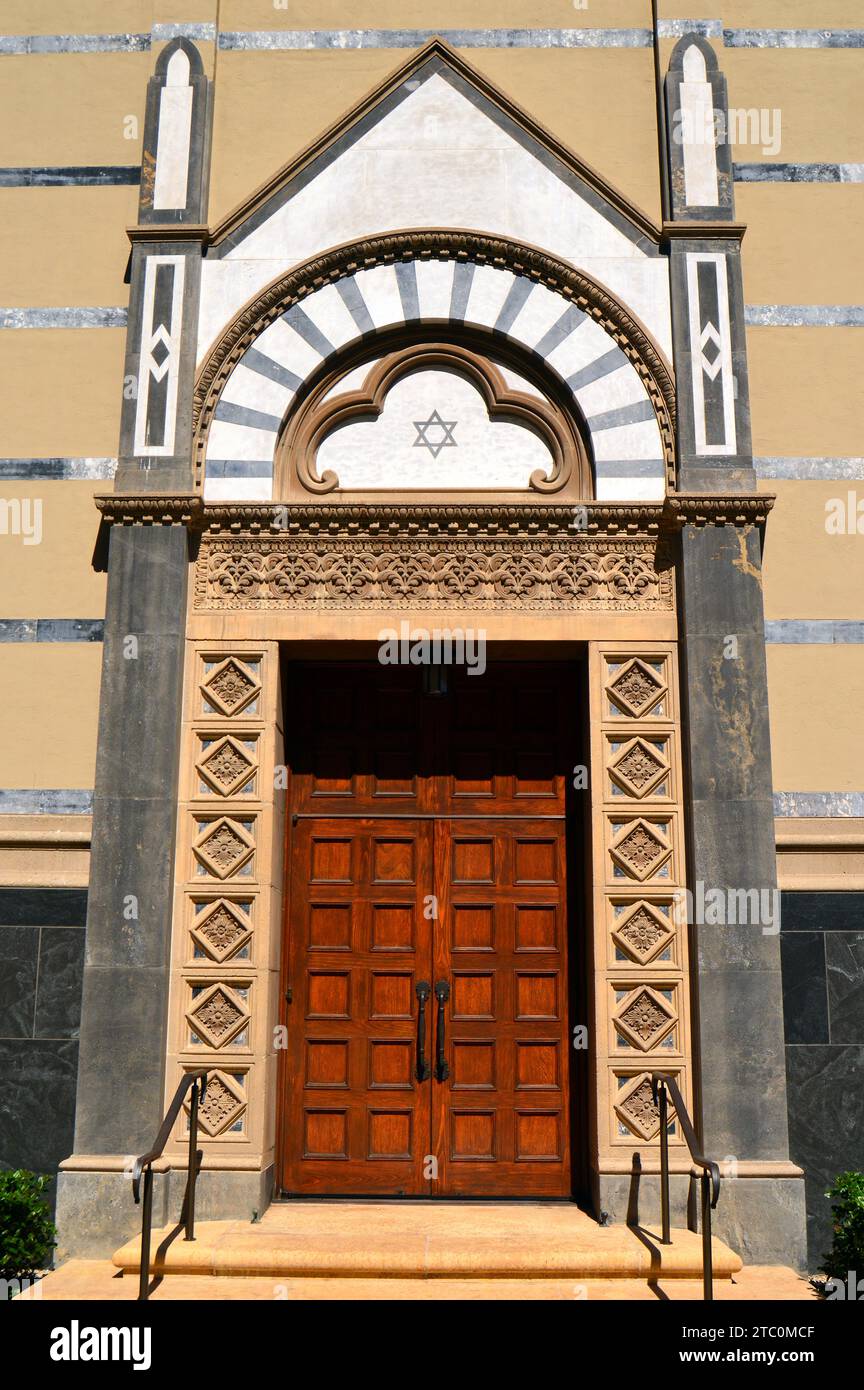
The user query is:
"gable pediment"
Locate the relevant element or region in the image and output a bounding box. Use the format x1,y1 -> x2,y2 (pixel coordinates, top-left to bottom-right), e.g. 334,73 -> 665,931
197,41 -> 670,362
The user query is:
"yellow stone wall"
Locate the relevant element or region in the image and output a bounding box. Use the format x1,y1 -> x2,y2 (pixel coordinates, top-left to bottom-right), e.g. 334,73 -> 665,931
1,0 -> 862,872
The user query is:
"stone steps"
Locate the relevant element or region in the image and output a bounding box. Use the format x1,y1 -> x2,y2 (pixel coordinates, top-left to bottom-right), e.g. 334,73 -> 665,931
19,1263 -> 816,1302
110,1201 -> 743,1282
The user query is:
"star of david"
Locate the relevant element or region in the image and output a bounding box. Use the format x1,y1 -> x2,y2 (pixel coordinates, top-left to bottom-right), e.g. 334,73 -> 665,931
412,409 -> 458,459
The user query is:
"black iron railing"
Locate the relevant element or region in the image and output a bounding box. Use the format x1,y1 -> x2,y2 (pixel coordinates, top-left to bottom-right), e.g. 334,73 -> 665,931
131,1070 -> 208,1302
651,1072 -> 721,1301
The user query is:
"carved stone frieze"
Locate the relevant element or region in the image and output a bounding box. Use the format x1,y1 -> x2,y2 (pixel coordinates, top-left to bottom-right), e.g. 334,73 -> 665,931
193,533 -> 674,612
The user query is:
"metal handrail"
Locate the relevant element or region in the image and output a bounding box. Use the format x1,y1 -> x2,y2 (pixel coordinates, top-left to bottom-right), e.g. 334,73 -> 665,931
132,1070 -> 208,1301
651,1072 -> 721,1301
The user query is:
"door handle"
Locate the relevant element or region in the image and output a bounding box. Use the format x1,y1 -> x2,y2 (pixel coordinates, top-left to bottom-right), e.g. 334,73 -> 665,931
415,981 -> 431,1082
434,980 -> 450,1082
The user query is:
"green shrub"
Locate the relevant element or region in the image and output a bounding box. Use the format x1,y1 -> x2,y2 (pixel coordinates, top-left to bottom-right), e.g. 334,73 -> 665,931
822,1171 -> 864,1281
0,1170 -> 57,1287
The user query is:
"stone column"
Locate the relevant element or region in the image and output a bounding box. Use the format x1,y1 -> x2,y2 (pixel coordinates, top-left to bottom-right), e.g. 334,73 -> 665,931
664,35 -> 807,1266
55,38 -> 211,1256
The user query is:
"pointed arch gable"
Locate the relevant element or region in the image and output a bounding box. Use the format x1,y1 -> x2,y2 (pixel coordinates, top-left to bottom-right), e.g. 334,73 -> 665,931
206,38 -> 660,257
194,40 -> 672,373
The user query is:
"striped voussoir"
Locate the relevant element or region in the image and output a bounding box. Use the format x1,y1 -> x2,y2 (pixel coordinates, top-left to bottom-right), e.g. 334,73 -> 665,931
203,258 -> 667,502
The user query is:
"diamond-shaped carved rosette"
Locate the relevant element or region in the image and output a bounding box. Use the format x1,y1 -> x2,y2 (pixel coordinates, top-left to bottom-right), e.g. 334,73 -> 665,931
607,658 -> 665,717
193,817 -> 254,880
201,657 -> 260,716
612,900 -> 674,964
191,899 -> 252,963
186,1069 -> 247,1137
609,737 -> 669,798
615,986 -> 676,1051
610,818 -> 672,882
197,735 -> 256,796
615,1073 -> 676,1141
187,982 -> 249,1049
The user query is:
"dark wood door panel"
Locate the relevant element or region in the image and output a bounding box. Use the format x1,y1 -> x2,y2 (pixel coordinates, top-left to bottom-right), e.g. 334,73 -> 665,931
289,666 -> 433,814
281,662 -> 578,1198
435,666 -> 572,815
282,817 -> 434,1194
286,662 -> 576,816
430,818 -> 571,1196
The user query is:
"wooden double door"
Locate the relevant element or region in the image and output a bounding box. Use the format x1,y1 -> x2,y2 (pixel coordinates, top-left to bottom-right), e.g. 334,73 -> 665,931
280,662 -> 578,1197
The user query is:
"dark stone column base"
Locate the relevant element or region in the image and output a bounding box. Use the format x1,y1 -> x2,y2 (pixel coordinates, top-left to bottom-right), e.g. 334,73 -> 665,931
711,1174 -> 808,1271
594,1166 -> 808,1270
55,1161 -> 276,1258
55,1162 -> 170,1261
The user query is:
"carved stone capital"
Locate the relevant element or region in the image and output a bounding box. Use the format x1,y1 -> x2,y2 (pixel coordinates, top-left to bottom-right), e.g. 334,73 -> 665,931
96,494 -> 205,527
665,494 -> 775,527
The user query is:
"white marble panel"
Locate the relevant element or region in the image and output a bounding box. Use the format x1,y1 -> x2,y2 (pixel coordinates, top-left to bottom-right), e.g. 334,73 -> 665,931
595,475 -> 665,501
572,366 -> 649,418
591,418 -> 665,461
255,315 -> 325,380
227,76 -> 645,269
197,258 -> 279,363
153,49 -> 193,210
679,46 -> 720,207
463,264 -> 517,329
415,259 -> 456,320
203,475 -> 274,502
322,359 -> 381,401
219,362 -> 295,418
507,282 -> 571,348
316,367 -> 554,490
299,281 -> 361,350
544,317 -> 614,379
586,258 -> 673,359
352,265 -> 404,330
205,419 -> 278,463
498,365 -> 544,399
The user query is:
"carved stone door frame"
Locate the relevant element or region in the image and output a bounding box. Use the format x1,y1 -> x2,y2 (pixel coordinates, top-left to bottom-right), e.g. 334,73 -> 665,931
93,490 -> 772,1218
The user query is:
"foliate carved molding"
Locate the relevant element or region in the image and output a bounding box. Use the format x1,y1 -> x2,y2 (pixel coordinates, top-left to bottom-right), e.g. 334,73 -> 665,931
193,817 -> 255,879
94,495 -> 773,536
190,230 -> 678,487
199,502 -> 667,537
190,1069 -> 247,1137
191,899 -> 252,963
606,658 -> 667,718
591,644 -> 690,1150
171,644 -> 276,1156
610,818 -> 673,882
614,1073 -> 676,1142
611,901 -> 674,965
197,735 -> 257,796
609,737 -> 669,798
201,657 -> 261,716
187,982 -> 250,1049
184,504 -> 674,612
614,985 -> 676,1051
95,495 -> 204,526
194,536 -> 674,613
